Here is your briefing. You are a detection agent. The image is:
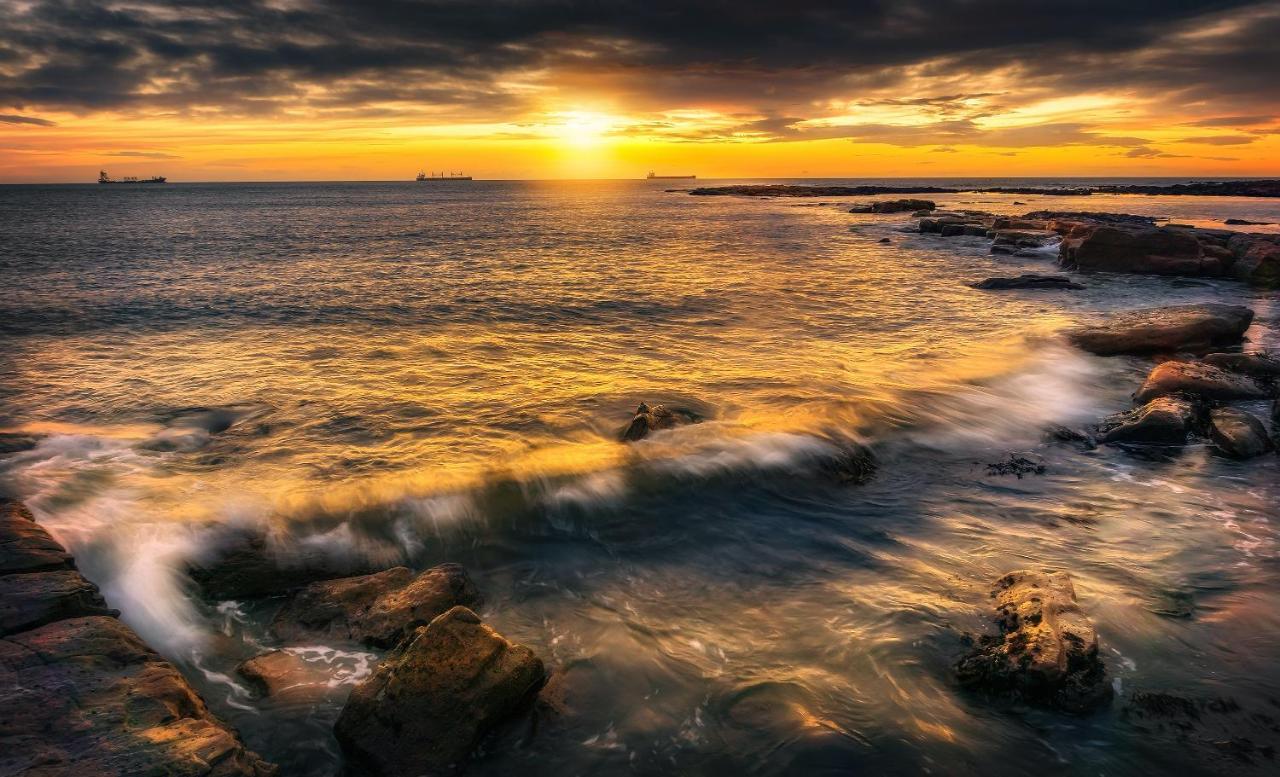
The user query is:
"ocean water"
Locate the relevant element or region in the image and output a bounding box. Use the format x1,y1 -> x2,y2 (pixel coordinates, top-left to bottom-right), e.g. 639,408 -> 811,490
2,179 -> 1280,775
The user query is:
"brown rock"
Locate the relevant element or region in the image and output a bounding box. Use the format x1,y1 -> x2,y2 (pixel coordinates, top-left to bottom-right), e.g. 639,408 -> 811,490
1133,361 -> 1269,403
1228,233 -> 1280,288
0,568 -> 117,636
0,500 -> 74,574
334,606 -> 545,776
970,274 -> 1083,290
1060,223 -> 1216,276
0,616 -> 276,776
1203,352 -> 1280,379
1208,408 -> 1273,459
271,564 -> 481,648
186,528 -> 381,600
1099,396 -> 1202,447
236,649 -> 332,703
849,198 -> 935,213
1065,304 -> 1254,356
620,402 -> 700,442
956,571 -> 1109,712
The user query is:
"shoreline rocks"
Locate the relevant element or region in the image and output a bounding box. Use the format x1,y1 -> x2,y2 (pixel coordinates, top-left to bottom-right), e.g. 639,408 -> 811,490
187,528 -> 382,601
1208,408 -> 1273,459
970,274 -> 1083,290
850,198 -> 935,214
0,499 -> 276,775
1065,304 -> 1254,356
956,571 -> 1110,712
686,180 -> 1280,199
1133,361 -> 1269,403
334,606 -> 544,776
620,402 -> 700,442
1099,396 -> 1203,447
271,563 -> 482,648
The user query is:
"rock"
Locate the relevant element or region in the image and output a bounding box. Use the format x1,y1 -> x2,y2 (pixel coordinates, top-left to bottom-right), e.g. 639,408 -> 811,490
970,274 -> 1083,290
0,433 -> 41,455
688,185 -> 957,197
1065,304 -> 1254,356
236,650 -> 330,703
1228,233 -> 1280,288
1208,408 -> 1273,459
1203,352 -> 1280,379
1060,222 -> 1220,276
849,198 -> 935,213
1134,361 -> 1269,403
0,616 -> 277,776
818,439 -> 877,485
0,568 -> 118,636
956,570 -> 1109,712
1091,180 -> 1280,197
990,227 -> 1060,248
1224,218 -> 1272,225
1099,396 -> 1203,447
1043,425 -> 1093,447
186,528 -> 381,601
271,563 -> 481,648
878,237 -> 891,244
1,500 -> 74,574
985,454 -> 1046,477
619,402 -> 700,442
334,606 -> 544,776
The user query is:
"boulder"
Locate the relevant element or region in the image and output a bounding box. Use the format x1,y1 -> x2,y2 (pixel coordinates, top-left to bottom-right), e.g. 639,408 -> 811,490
271,564 -> 481,648
991,228 -> 1060,248
1098,396 -> 1202,446
334,606 -> 544,776
970,274 -> 1083,290
0,616 -> 277,776
1208,408 -> 1273,459
619,402 -> 700,442
849,198 -> 935,213
0,568 -> 118,636
956,571 -> 1109,712
236,650 -> 331,703
1133,361 -> 1269,403
186,528 -> 381,600
1228,233 -> 1280,288
1203,352 -> 1280,379
1065,304 -> 1254,356
1059,223 -> 1220,276
1,500 -> 74,574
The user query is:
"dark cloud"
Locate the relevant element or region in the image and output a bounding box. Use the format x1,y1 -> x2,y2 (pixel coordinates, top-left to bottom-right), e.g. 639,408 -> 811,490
0,113 -> 55,126
0,0 -> 1276,147
1178,134 -> 1259,145
105,150 -> 182,159
1124,146 -> 1189,158
1181,114 -> 1275,127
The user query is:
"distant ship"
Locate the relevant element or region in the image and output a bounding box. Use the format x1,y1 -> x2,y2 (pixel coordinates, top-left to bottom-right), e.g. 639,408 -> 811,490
646,171 -> 696,179
98,170 -> 166,184
416,171 -> 473,181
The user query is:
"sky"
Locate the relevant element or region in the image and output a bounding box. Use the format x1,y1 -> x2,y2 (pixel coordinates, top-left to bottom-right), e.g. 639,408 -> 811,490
2,0 -> 1279,182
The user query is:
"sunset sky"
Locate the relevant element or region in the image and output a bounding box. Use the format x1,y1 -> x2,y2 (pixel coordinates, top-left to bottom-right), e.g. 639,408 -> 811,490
2,0 -> 1279,182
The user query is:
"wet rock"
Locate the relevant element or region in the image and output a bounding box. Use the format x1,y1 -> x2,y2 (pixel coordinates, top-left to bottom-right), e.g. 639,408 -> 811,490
878,237 -> 891,244
818,439 -> 877,485
1060,223 -> 1220,276
1224,218 -> 1273,225
1099,396 -> 1203,447
1208,408 -> 1273,459
236,650 -> 329,703
970,274 -> 1083,290
271,563 -> 482,648
619,402 -> 700,442
334,606 -> 545,776
1,500 -> 74,574
985,454 -> 1046,478
0,615 -> 277,776
1043,424 -> 1093,447
1228,233 -> 1280,288
186,528 -> 381,601
849,198 -> 935,213
1203,351 -> 1280,380
956,570 -> 1109,712
0,432 -> 41,455
0,568 -> 118,636
1065,304 -> 1254,356
1134,361 -> 1269,403
688,184 -> 957,197
990,227 -> 1060,249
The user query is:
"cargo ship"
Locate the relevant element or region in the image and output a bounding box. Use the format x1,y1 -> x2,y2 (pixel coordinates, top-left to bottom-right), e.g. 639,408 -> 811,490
98,170 -> 166,184
646,171 -> 696,179
416,171 -> 473,181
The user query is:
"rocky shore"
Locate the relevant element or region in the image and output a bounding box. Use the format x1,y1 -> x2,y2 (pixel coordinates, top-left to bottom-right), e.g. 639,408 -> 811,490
686,180 -> 1280,198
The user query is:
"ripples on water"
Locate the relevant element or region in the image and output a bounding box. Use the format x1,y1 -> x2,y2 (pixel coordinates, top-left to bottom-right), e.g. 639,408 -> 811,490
2,180 -> 1279,775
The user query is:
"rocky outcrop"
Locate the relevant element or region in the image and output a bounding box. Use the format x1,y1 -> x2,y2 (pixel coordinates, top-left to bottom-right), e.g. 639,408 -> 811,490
1203,352 -> 1280,379
0,499 -> 275,775
970,274 -> 1083,290
1092,180 -> 1280,197
1098,396 -> 1203,447
1065,304 -> 1254,356
334,606 -> 544,776
1227,233 -> 1280,287
688,185 -> 957,197
1208,408 -> 1273,459
620,402 -> 700,442
187,528 -> 380,601
1133,361 -> 1269,403
956,571 -> 1109,712
1059,223 -> 1221,276
850,198 -> 935,214
271,564 -> 482,648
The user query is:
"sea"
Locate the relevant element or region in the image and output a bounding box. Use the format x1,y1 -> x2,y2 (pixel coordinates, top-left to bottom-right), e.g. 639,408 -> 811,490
2,178 -> 1279,775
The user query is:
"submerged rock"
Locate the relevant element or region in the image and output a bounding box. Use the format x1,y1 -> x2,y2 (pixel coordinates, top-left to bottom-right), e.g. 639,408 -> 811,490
1203,352 -> 1280,379
970,274 -> 1083,290
818,439 -> 877,485
956,570 -> 1109,712
1134,361 -> 1269,403
1099,396 -> 1203,447
1065,304 -> 1254,356
1208,408 -> 1273,459
186,528 -> 381,601
985,454 -> 1046,478
619,402 -> 700,442
334,606 -> 544,776
849,198 -> 936,214
271,563 -> 482,648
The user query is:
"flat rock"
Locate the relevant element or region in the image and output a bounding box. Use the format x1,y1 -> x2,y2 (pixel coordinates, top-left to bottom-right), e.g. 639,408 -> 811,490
1,500 -> 74,574
1208,408 -> 1273,459
619,402 -> 700,442
1065,304 -> 1254,356
850,198 -> 935,213
1134,361 -> 1269,403
271,563 -> 482,648
186,528 -> 381,600
0,568 -> 117,636
1099,396 -> 1203,447
334,606 -> 545,776
235,649 -> 339,704
970,274 -> 1083,290
956,570 -> 1109,712
0,616 -> 276,776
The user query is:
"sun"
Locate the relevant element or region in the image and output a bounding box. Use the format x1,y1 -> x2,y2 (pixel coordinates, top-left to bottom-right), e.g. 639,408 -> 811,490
550,110 -> 616,147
